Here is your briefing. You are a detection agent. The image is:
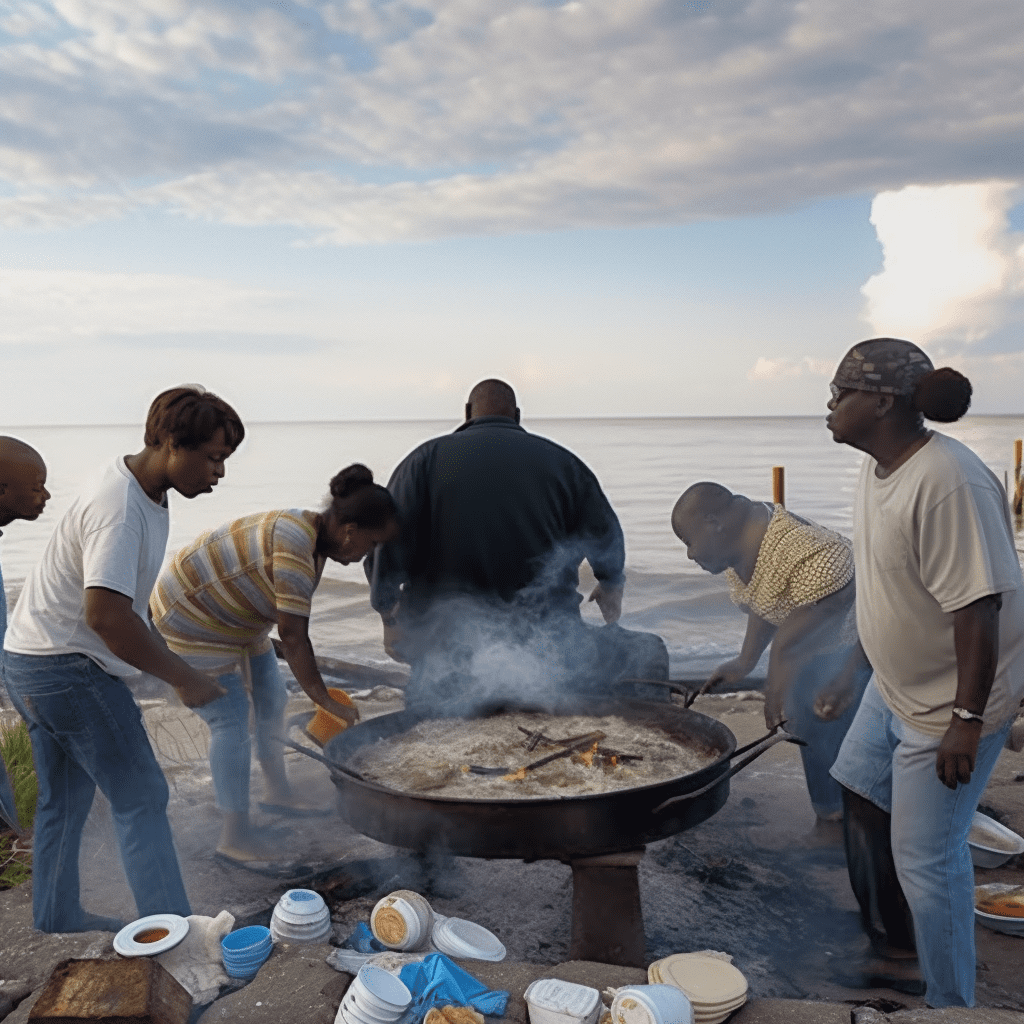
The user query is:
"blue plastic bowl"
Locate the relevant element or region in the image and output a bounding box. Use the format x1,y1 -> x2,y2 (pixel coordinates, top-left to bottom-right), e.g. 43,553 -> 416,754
222,926 -> 273,954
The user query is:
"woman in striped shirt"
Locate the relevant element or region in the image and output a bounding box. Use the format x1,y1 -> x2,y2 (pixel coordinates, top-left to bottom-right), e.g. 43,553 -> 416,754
152,464 -> 398,863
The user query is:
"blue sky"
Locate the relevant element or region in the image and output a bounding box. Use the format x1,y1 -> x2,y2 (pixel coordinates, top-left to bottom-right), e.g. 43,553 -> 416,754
1,0 -> 1023,424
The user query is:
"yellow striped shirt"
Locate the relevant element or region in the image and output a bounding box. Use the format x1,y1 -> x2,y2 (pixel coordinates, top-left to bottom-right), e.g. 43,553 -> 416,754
151,509 -> 322,670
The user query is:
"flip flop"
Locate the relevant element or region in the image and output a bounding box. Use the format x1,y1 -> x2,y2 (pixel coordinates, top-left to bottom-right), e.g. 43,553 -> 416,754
257,801 -> 332,818
213,851 -> 315,878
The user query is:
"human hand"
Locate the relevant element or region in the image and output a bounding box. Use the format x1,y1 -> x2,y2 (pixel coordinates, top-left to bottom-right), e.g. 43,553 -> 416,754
702,658 -> 751,696
173,672 -> 226,709
763,685 -> 786,730
935,718 -> 981,789
814,675 -> 859,721
588,583 -> 623,624
324,696 -> 360,726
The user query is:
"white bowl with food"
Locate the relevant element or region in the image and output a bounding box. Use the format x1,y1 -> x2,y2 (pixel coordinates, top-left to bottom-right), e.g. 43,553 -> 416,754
968,811 -> 1024,869
974,883 -> 1024,937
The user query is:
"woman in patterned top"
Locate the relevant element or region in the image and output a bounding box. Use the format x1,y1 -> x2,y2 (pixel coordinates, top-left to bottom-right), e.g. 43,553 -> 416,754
671,481 -> 870,822
152,464 -> 398,863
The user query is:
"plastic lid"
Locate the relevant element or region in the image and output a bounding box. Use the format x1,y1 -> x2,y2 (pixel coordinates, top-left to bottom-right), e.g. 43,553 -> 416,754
431,917 -> 506,961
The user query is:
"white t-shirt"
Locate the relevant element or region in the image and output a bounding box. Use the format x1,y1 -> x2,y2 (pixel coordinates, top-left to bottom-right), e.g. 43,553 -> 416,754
3,457 -> 169,679
854,432 -> 1024,737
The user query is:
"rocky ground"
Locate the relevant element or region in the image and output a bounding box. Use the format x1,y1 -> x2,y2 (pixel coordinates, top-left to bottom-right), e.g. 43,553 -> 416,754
1,678 -> 1022,1023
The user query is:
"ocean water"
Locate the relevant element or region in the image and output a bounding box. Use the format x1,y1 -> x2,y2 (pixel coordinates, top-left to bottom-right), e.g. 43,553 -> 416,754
3,415 -> 1024,674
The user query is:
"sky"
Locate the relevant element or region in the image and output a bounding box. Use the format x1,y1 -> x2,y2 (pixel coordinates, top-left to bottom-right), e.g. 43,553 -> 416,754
1,0 -> 1023,424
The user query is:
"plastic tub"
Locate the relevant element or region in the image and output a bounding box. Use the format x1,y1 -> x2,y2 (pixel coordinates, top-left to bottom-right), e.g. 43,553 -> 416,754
371,895 -> 428,951
525,979 -> 602,1024
968,811 -> 1024,869
612,986 -> 694,1024
343,988 -> 404,1024
221,926 -> 273,979
430,916 -> 506,961
307,688 -> 356,746
271,889 -> 332,943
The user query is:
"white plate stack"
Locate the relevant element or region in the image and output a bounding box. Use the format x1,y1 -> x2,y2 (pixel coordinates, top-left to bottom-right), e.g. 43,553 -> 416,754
270,888 -> 333,944
337,964 -> 413,1024
648,954 -> 748,1024
430,914 -> 506,961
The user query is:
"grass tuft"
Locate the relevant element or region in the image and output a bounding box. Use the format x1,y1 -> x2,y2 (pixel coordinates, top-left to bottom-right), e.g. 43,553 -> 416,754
0,718 -> 37,889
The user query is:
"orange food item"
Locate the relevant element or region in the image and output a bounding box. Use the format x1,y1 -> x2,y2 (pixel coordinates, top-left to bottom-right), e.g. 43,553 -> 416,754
977,897 -> 1024,918
134,927 -> 170,943
501,766 -> 527,781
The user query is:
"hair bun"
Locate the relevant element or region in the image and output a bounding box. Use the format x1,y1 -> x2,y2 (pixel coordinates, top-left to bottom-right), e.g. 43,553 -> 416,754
913,368 -> 972,423
329,463 -> 374,499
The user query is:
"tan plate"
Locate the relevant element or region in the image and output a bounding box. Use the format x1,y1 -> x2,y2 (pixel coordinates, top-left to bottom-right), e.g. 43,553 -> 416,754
654,953 -> 748,1006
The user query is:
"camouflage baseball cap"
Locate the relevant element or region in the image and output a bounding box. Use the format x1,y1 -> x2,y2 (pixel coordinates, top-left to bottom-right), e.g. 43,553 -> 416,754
831,338 -> 934,397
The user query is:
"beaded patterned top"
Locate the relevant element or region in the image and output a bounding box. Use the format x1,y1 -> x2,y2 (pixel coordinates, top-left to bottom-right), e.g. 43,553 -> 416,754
724,505 -> 854,626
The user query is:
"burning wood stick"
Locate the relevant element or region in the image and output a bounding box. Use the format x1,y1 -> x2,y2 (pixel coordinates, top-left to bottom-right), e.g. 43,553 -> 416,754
515,726 -> 643,763
468,731 -> 606,777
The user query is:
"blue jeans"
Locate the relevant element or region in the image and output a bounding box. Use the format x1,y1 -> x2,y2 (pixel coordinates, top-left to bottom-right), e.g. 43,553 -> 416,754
831,678 -> 1012,1008
2,650 -> 191,931
190,649 -> 288,814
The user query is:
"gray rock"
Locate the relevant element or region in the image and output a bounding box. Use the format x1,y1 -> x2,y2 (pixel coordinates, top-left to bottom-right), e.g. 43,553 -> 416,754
195,941 -> 347,1023
885,1009 -> 1024,1022
0,980 -> 32,1022
729,999 -> 851,1022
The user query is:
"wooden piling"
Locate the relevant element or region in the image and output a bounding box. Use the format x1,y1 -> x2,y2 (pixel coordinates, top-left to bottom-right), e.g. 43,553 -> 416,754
772,466 -> 785,507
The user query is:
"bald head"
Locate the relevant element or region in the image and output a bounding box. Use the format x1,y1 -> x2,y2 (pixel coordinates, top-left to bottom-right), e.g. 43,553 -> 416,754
466,379 -> 518,422
671,482 -> 736,538
0,436 -> 49,527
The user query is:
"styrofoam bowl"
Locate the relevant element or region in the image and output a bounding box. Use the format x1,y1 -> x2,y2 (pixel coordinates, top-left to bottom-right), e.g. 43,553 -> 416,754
371,895 -> 426,951
968,811 -> 1024,869
344,988 -> 404,1023
222,925 -> 273,954
613,986 -> 694,1024
525,978 -> 602,1024
354,965 -> 413,1012
430,916 -> 506,961
277,888 -> 328,916
974,883 -> 1024,936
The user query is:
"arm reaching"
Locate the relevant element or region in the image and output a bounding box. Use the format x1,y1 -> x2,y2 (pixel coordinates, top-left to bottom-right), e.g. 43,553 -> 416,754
587,582 -> 623,624
86,588 -> 225,708
277,611 -> 360,724
704,613 -> 776,695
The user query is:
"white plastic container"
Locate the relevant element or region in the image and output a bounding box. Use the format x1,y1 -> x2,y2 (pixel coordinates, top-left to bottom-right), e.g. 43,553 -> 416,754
430,915 -> 506,961
270,888 -> 333,944
354,964 -> 413,1014
968,811 -> 1024,869
371,891 -> 434,951
974,883 -> 1024,937
525,979 -> 602,1024
612,986 -> 694,1024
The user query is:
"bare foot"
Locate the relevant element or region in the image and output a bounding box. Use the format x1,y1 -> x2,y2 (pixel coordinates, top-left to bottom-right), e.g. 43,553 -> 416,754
215,839 -> 282,863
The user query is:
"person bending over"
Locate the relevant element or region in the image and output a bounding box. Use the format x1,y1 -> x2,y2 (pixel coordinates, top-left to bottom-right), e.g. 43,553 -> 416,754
818,338 -> 1024,1007
672,483 -> 869,822
2,387 -> 242,933
151,464 -> 398,864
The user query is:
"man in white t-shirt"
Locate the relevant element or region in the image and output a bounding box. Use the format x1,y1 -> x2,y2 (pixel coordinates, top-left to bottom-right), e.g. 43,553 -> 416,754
2,386 -> 244,933
817,339 -> 1024,1008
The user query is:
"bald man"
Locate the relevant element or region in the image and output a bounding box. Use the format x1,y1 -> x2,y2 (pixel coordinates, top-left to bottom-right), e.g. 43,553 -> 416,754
0,437 -> 50,831
366,380 -> 667,711
672,482 -> 870,823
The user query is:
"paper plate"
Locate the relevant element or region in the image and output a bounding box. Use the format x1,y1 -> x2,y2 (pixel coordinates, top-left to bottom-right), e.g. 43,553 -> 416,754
654,954 -> 747,1007
430,916 -> 506,961
114,914 -> 189,957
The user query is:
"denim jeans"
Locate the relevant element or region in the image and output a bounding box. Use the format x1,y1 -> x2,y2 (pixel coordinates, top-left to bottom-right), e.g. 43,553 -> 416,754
831,678 -> 1012,1007
2,650 -> 191,931
190,649 -> 288,814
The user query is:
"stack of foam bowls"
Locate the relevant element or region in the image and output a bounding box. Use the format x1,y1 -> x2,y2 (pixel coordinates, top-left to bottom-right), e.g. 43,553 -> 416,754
648,954 -> 748,1024
430,914 -> 506,961
270,888 -> 333,944
370,890 -> 435,951
611,986 -> 693,1024
968,811 -> 1024,869
221,925 -> 274,980
525,979 -> 602,1024
337,964 -> 413,1024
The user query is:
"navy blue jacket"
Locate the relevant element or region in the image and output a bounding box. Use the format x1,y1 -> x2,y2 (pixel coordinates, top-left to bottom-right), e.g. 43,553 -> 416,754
365,417 -> 625,618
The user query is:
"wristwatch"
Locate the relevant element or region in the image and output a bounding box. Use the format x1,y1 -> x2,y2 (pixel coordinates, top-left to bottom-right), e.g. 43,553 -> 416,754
952,707 -> 984,723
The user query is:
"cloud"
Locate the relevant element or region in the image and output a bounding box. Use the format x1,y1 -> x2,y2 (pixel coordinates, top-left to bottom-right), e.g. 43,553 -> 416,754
0,267 -> 309,343
861,180 -> 1024,344
747,355 -> 832,381
1,0 -> 1023,240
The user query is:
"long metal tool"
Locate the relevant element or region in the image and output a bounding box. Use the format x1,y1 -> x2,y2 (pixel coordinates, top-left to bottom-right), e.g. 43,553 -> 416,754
271,734 -> 366,782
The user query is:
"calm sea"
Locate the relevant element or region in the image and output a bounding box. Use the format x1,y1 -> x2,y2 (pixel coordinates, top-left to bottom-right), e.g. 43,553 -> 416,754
3,416 -> 1024,673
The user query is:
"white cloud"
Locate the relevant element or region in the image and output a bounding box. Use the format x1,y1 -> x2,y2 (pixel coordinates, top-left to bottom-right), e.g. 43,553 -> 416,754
0,268 -> 305,343
861,180 -> 1024,343
1,0 -> 1023,240
746,355 -> 833,381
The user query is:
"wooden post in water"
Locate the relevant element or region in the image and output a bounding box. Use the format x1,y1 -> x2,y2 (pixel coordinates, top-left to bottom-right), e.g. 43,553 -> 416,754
1015,440 -> 1023,517
772,466 -> 785,507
